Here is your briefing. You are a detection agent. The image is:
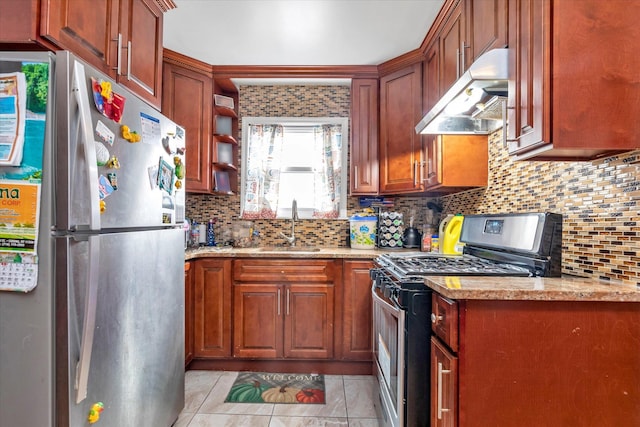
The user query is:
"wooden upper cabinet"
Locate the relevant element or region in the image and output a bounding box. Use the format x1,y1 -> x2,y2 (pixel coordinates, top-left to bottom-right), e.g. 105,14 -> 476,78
379,62 -> 424,194
117,0 -> 164,108
439,0 -> 465,94
424,134 -> 487,192
508,0 -> 640,160
423,38 -> 441,115
41,0 -> 171,109
41,0 -> 119,78
350,79 -> 379,195
0,0 -> 54,48
162,52 -> 213,193
465,0 -> 508,65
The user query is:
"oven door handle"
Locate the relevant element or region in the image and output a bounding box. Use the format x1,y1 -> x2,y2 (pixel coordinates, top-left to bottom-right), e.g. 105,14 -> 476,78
371,283 -> 401,315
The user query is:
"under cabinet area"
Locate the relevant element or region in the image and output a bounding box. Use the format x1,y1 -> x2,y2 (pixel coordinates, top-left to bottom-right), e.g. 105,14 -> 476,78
429,291 -> 640,427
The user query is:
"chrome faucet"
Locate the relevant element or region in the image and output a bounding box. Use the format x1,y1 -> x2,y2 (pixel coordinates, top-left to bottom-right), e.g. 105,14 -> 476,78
280,199 -> 299,246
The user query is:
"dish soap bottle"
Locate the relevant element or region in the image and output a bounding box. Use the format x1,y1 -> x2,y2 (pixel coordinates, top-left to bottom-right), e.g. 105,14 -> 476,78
207,218 -> 216,246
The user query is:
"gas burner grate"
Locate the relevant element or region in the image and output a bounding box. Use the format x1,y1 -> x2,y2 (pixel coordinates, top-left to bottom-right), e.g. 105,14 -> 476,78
378,253 -> 533,277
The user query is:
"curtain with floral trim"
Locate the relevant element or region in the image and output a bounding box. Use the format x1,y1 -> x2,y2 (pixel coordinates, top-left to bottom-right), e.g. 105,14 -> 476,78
312,124 -> 342,218
241,124 -> 284,219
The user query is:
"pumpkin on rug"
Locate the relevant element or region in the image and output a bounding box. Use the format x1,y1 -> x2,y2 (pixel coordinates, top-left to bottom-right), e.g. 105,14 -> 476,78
224,372 -> 325,404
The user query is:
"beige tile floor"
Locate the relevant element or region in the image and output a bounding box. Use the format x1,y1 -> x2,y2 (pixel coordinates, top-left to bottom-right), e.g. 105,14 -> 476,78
173,370 -> 381,427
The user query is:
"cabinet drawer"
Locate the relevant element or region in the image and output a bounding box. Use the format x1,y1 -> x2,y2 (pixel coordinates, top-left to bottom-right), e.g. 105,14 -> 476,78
431,293 -> 458,352
234,259 -> 336,282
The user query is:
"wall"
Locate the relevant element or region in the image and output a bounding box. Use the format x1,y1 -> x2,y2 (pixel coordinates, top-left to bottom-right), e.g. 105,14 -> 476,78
439,131 -> 639,285
186,84 -> 431,247
186,85 -> 639,286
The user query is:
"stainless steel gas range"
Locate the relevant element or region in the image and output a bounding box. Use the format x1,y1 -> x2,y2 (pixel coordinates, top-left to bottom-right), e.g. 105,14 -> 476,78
370,212 -> 563,427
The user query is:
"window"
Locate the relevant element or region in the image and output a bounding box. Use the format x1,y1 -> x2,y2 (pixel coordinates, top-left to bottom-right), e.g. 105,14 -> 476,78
241,117 -> 348,219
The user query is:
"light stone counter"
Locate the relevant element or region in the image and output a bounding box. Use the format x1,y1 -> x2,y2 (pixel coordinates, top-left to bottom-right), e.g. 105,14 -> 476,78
185,246 -> 397,260
424,275 -> 640,302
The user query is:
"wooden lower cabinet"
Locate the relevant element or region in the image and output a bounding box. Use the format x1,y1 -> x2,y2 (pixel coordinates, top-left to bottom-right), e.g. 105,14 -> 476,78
189,257 -> 376,373
430,292 -> 640,426
233,283 -> 335,359
341,260 -> 374,360
184,261 -> 194,366
193,258 -> 232,358
431,337 -> 457,427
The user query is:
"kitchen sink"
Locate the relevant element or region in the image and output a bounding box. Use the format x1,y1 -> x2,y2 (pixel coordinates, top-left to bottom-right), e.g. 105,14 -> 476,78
259,246 -> 321,252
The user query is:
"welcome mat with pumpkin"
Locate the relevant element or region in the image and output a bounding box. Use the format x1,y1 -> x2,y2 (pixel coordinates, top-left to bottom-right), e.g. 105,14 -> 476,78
225,372 -> 325,404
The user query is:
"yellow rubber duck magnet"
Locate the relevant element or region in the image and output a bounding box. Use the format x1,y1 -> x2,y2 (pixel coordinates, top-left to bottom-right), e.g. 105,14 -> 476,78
88,402 -> 104,424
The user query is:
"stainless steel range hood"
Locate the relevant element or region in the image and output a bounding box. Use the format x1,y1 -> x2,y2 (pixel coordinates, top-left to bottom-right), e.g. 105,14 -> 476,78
415,48 -> 508,135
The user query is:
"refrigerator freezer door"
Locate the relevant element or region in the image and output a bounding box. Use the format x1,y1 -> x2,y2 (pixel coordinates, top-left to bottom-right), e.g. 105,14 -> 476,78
58,228 -> 184,426
55,52 -> 185,232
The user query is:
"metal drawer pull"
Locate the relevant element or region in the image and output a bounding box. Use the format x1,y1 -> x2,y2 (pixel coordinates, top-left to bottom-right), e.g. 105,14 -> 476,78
437,362 -> 452,419
431,313 -> 443,324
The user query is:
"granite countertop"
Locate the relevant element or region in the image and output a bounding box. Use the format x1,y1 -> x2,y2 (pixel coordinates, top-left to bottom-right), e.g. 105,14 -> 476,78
424,275 -> 640,302
185,246 -> 392,260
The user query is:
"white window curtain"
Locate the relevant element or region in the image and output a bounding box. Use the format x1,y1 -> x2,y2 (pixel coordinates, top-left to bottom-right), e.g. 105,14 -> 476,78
241,122 -> 343,220
241,124 -> 284,219
312,124 -> 342,218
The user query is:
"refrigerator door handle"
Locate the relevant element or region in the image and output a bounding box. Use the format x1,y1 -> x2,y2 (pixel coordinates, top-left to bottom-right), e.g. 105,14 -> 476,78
74,235 -> 101,403
71,60 -> 101,231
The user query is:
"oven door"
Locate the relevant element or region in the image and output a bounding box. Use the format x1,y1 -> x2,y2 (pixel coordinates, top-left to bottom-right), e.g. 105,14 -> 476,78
372,282 -> 405,427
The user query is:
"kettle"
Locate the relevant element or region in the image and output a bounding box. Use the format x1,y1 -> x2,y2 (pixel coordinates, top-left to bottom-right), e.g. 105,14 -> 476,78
403,227 -> 422,249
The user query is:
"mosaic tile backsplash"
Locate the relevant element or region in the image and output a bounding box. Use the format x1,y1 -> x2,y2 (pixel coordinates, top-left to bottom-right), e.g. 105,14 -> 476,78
186,85 -> 639,285
439,132 -> 639,286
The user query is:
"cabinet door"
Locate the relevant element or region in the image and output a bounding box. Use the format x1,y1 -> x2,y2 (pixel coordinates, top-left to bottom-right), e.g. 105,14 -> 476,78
423,37 -> 441,114
350,79 -> 379,195
431,337 -> 458,427
466,0 -> 507,62
41,0 -> 119,78
379,63 -> 424,194
341,260 -> 373,360
284,284 -> 334,359
162,58 -> 213,193
118,0 -> 163,108
425,135 -> 488,191
506,0 -> 548,155
193,259 -> 232,358
0,0 -> 45,46
184,262 -> 194,366
233,284 -> 283,358
439,0 -> 465,92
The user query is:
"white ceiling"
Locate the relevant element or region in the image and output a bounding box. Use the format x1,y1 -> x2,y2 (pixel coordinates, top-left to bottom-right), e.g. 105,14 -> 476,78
163,0 -> 445,69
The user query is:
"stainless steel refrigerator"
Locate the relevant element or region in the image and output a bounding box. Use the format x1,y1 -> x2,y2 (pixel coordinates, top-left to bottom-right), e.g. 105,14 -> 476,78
0,51 -> 186,426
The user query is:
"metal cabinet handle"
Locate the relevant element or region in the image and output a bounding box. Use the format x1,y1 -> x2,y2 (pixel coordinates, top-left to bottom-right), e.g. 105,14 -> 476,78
414,161 -> 419,187
431,313 -> 443,324
456,48 -> 460,78
112,33 -> 122,74
286,289 -> 290,316
126,41 -> 132,80
461,42 -> 469,74
437,362 -> 452,420
354,165 -> 358,189
277,289 -> 281,316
